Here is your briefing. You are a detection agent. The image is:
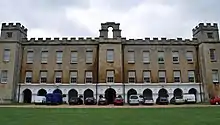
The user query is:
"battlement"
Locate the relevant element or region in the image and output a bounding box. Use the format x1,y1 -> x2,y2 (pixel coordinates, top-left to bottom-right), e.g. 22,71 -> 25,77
122,37 -> 199,45
193,23 -> 218,35
22,37 -> 100,45
1,23 -> 28,34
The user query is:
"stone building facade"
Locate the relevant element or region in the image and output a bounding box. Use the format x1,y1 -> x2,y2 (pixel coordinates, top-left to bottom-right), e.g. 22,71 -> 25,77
0,22 -> 219,103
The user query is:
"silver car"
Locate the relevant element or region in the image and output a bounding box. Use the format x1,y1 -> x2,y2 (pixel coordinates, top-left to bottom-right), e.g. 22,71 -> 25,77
129,95 -> 139,105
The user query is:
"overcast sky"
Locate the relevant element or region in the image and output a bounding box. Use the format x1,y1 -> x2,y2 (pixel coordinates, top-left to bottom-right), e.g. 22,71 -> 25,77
0,0 -> 219,39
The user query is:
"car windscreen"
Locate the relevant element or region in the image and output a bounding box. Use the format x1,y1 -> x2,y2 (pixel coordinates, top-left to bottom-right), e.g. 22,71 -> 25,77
175,96 -> 183,99
130,96 -> 138,99
144,97 -> 153,100
115,98 -> 122,100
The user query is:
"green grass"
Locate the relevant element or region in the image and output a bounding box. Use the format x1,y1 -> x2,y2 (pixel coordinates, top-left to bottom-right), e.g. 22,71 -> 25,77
0,107 -> 220,125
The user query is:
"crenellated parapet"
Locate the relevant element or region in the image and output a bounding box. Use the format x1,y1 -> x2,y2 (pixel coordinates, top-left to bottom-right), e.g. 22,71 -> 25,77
1,23 -> 28,35
192,23 -> 218,35
122,37 -> 199,45
21,37 -> 100,45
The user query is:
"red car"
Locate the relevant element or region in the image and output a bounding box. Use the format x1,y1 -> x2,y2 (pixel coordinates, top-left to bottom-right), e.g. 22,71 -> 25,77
114,97 -> 124,105
210,96 -> 220,105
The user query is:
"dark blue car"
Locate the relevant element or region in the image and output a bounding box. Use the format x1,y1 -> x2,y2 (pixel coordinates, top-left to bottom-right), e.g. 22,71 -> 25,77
46,93 -> 63,105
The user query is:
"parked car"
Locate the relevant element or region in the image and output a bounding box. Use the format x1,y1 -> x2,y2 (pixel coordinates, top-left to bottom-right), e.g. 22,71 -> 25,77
139,95 -> 144,104
174,96 -> 185,105
98,97 -> 108,105
129,95 -> 139,105
210,96 -> 220,105
84,97 -> 97,105
142,97 -> 154,105
114,97 -> 124,105
183,94 -> 196,104
34,96 -> 46,105
46,93 -> 63,105
69,97 -> 83,105
156,97 -> 169,105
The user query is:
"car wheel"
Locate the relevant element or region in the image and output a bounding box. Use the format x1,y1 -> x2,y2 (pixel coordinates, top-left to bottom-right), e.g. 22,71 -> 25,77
216,102 -> 219,105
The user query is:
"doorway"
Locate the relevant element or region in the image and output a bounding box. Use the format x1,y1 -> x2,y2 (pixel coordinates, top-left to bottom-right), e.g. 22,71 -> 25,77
105,88 -> 116,104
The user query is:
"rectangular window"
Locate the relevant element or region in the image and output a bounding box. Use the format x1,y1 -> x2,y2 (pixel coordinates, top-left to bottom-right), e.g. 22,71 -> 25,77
106,49 -> 114,62
70,71 -> 77,84
55,71 -> 62,83
85,71 -> 93,83
70,51 -> 78,63
25,71 -> 32,83
186,51 -> 193,62
3,49 -> 10,62
172,51 -> 179,63
158,71 -> 166,83
106,70 -> 114,83
210,49 -> 216,61
56,51 -> 63,63
86,50 -> 93,63
188,71 -> 195,83
143,71 -> 151,83
40,71 -> 47,83
128,71 -> 136,83
212,70 -> 219,84
1,70 -> 8,83
207,32 -> 214,39
158,51 -> 165,64
173,71 -> 181,83
128,50 -> 135,63
41,51 -> 48,63
143,51 -> 150,63
27,51 -> 34,63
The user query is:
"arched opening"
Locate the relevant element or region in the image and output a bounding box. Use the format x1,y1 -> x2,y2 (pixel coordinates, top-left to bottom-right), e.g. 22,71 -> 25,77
53,89 -> 62,95
173,88 -> 183,97
143,89 -> 153,98
37,89 -> 47,96
188,88 -> 197,101
83,89 -> 94,101
105,88 -> 116,104
23,89 -> 32,103
127,89 -> 137,103
158,88 -> 168,97
68,89 -> 78,101
108,27 -> 113,38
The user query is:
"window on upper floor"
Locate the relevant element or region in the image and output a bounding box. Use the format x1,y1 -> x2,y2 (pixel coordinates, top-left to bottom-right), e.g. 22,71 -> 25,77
27,51 -> 34,63
56,51 -> 63,64
207,32 -> 214,39
55,71 -> 62,83
186,51 -> 193,63
86,50 -> 93,64
41,51 -> 48,64
128,50 -> 135,63
143,51 -> 150,63
158,71 -> 166,83
106,49 -> 114,62
106,70 -> 114,83
128,71 -> 136,83
158,51 -> 165,64
1,70 -> 8,83
172,51 -> 179,63
188,71 -> 195,83
3,49 -> 10,62
85,71 -> 93,83
173,71 -> 181,83
6,32 -> 12,38
212,70 -> 219,84
143,71 -> 151,83
40,71 -> 47,83
70,71 -> 77,84
209,49 -> 216,61
70,51 -> 78,64
25,71 -> 32,83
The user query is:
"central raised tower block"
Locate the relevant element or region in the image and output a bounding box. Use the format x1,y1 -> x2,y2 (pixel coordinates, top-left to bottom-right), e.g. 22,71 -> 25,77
99,22 -> 121,38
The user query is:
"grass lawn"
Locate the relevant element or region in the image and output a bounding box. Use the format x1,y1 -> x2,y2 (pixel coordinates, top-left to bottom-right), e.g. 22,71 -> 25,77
0,107 -> 220,125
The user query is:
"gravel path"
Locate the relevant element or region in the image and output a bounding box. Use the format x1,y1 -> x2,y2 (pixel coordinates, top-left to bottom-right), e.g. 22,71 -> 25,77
0,104 -> 219,108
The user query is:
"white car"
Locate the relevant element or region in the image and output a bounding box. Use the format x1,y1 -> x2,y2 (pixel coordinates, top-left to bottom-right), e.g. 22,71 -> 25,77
34,96 -> 46,105
183,94 -> 196,104
129,95 -> 139,105
174,96 -> 185,104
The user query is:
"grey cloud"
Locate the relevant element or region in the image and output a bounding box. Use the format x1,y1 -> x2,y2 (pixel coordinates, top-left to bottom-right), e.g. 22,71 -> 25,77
0,0 -> 93,37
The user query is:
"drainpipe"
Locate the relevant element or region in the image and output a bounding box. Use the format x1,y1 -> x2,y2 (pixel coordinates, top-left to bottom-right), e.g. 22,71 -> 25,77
96,44 -> 99,102
121,43 -> 125,103
195,46 -> 203,102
